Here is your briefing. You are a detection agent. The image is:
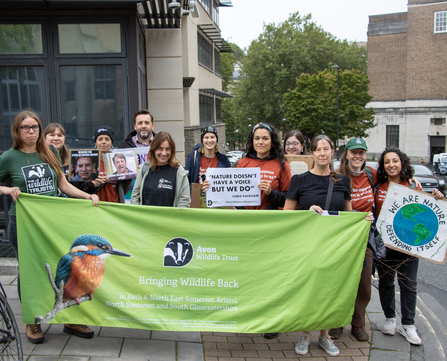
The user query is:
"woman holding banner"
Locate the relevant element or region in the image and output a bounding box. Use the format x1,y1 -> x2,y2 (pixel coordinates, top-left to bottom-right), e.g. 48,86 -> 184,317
131,132 -> 190,207
375,147 -> 443,346
284,134 -> 374,357
283,129 -> 308,155
185,125 -> 231,185
0,110 -> 99,344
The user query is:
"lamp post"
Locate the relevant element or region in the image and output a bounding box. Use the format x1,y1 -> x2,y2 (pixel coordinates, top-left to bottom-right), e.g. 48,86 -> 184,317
331,65 -> 340,150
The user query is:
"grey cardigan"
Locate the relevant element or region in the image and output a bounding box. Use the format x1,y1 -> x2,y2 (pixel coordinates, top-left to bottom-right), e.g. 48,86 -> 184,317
130,161 -> 190,208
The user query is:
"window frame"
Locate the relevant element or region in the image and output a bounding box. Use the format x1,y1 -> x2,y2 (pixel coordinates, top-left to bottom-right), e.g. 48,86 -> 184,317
214,48 -> 221,76
198,32 -> 213,71
434,11 -> 447,33
386,125 -> 399,148
199,94 -> 214,126
0,18 -> 48,59
53,18 -> 127,59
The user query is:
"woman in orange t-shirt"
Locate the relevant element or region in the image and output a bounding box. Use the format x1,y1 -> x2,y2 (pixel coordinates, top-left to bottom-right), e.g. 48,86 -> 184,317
330,137 -> 376,342
375,146 -> 443,346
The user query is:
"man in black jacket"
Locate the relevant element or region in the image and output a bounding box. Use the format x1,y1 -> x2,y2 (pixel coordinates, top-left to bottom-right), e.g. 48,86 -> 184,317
118,110 -> 156,149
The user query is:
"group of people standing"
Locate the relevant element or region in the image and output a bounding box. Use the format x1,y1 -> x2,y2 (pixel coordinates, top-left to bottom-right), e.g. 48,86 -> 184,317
0,109 -> 442,355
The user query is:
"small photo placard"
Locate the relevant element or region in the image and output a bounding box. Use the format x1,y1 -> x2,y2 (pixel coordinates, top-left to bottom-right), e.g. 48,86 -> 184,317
69,149 -> 100,181
103,150 -> 139,181
285,155 -> 314,176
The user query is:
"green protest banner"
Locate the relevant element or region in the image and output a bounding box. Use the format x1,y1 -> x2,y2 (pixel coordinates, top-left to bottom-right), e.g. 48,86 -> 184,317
17,193 -> 369,333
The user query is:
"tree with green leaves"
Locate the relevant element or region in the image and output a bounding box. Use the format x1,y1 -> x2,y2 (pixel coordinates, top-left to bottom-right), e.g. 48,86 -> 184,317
284,66 -> 375,143
233,12 -> 367,133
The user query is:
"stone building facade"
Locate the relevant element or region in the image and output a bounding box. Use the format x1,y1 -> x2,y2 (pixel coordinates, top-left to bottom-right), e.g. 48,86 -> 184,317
366,0 -> 447,162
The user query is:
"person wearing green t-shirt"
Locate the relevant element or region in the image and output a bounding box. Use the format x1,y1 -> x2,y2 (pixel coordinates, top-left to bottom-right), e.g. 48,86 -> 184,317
0,110 -> 99,345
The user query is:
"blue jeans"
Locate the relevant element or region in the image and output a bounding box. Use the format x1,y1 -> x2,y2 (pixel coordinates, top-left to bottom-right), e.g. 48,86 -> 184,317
377,249 -> 419,325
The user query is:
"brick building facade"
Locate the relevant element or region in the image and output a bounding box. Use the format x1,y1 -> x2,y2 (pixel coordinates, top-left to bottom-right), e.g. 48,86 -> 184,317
366,0 -> 447,161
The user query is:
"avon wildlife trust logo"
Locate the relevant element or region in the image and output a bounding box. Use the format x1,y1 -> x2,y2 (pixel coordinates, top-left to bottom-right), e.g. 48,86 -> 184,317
163,238 -> 193,267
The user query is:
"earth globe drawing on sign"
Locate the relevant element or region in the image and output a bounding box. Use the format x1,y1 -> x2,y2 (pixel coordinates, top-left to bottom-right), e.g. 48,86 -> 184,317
393,203 -> 439,247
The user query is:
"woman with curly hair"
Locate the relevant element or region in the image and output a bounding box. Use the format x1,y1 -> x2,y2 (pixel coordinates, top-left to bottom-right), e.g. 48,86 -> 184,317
283,129 -> 308,155
236,122 -> 291,210
375,146 -> 443,346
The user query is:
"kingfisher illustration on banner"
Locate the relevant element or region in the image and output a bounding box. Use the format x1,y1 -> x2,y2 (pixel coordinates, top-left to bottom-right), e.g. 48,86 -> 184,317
36,234 -> 132,323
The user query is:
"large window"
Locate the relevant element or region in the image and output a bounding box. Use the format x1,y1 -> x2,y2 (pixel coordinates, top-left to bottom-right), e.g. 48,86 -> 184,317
198,0 -> 211,15
60,65 -> 124,148
216,98 -> 221,123
0,24 -> 43,54
214,48 -> 221,75
435,11 -> 447,33
386,125 -> 399,148
0,66 -> 47,150
213,1 -> 219,26
0,17 -> 141,152
58,24 -> 121,54
200,94 -> 213,126
198,33 -> 212,70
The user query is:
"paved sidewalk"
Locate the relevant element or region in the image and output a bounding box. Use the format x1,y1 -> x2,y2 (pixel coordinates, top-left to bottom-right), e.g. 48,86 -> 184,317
0,268 -> 420,360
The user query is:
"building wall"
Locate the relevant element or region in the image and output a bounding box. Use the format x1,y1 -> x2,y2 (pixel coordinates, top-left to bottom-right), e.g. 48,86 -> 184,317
406,2 -> 447,99
367,13 -> 407,101
181,2 -> 226,157
146,29 -> 186,163
366,1 -> 447,161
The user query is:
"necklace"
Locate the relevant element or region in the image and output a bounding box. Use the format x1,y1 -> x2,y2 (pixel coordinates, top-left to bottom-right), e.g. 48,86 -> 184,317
25,153 -> 31,165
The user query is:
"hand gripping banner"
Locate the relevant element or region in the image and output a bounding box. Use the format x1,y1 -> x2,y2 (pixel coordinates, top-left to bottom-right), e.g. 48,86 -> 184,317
17,194 -> 370,333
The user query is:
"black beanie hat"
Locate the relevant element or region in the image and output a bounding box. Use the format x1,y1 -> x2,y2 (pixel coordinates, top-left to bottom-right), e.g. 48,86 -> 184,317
94,125 -> 114,144
200,125 -> 218,143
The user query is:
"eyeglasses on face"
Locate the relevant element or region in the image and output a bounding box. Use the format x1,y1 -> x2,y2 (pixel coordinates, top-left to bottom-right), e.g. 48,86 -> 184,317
285,141 -> 301,148
21,125 -> 39,133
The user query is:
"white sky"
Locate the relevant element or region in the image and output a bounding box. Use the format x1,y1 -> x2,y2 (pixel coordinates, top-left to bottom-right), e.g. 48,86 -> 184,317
219,0 -> 408,50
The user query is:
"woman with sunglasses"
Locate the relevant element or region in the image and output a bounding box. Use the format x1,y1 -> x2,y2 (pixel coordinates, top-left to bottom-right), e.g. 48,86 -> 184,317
283,129 -> 308,155
0,110 -> 99,344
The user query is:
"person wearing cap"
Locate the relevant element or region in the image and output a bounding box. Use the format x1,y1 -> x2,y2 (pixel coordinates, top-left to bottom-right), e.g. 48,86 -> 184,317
118,110 -> 156,148
94,126 -> 133,203
185,125 -> 231,187
331,138 -> 420,342
328,137 -> 377,342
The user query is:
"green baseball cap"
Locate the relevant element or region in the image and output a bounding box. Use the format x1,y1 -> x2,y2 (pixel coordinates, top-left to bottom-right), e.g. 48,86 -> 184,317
346,137 -> 368,151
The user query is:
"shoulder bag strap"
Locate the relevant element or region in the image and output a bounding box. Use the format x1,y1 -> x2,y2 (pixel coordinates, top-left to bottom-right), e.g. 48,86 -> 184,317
325,178 -> 334,210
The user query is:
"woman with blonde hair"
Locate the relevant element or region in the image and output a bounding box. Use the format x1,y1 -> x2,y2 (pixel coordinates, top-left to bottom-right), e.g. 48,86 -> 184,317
131,132 -> 190,207
0,110 -> 99,344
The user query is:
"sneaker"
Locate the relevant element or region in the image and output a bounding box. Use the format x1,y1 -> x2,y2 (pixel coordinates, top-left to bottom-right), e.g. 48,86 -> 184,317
328,327 -> 343,339
263,333 -> 279,339
382,317 -> 396,335
318,335 -> 339,357
25,324 -> 44,344
351,326 -> 369,342
295,334 -> 311,356
63,324 -> 94,338
398,325 -> 421,345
